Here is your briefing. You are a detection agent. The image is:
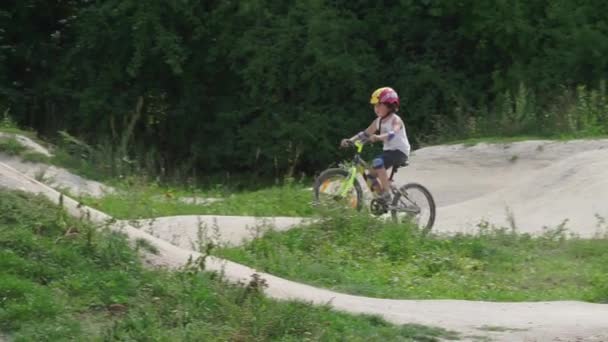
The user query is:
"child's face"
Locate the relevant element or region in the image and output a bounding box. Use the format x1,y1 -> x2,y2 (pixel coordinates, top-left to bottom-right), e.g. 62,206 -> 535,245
374,103 -> 391,118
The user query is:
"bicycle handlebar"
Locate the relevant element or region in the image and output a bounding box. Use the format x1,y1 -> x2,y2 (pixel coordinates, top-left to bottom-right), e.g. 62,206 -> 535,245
341,139 -> 365,153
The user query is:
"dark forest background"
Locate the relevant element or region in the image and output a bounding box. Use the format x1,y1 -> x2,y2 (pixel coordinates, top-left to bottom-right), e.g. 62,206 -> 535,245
2,0 -> 608,180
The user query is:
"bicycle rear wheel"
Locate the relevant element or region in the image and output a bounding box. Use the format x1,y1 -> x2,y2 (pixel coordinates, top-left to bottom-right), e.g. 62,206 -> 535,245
391,183 -> 436,234
313,168 -> 363,212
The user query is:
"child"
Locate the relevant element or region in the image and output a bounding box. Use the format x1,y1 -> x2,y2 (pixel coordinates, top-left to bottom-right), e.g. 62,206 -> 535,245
341,87 -> 410,203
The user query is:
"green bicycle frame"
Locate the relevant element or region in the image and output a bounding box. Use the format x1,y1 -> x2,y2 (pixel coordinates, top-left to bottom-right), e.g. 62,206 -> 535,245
338,141 -> 364,197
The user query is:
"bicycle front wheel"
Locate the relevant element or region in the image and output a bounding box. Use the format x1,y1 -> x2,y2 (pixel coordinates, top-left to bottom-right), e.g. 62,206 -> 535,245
313,168 -> 363,212
391,183 -> 436,234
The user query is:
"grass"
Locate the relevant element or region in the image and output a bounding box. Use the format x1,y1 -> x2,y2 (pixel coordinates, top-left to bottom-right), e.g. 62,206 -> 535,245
0,123 -> 52,156
78,177 -> 315,219
0,189 -> 459,341
215,212 -> 608,303
0,135 -> 27,156
0,127 -> 41,142
0,129 -> 52,164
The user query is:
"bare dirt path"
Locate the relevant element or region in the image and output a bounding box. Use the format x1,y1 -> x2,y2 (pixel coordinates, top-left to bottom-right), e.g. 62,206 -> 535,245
400,139 -> 608,237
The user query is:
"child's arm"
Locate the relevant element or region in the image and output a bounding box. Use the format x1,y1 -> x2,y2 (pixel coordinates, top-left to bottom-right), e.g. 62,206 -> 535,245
371,117 -> 402,142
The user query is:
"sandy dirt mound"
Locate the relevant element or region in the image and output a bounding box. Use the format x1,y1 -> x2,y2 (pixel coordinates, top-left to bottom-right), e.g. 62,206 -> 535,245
0,132 -> 53,156
2,158 -> 608,341
0,155 -> 113,198
399,139 -> 608,236
0,132 -> 113,197
125,215 -> 309,248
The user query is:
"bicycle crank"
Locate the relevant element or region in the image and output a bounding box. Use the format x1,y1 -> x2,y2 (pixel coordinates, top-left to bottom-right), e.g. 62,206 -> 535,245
370,198 -> 388,216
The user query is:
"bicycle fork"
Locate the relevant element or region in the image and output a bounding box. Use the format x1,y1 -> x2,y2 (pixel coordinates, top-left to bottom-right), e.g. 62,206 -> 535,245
338,166 -> 358,198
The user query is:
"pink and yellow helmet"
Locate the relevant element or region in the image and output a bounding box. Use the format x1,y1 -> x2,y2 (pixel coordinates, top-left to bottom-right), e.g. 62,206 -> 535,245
370,87 -> 399,106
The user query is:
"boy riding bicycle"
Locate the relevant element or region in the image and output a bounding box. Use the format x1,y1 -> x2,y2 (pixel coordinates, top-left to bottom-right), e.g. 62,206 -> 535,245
341,87 -> 411,204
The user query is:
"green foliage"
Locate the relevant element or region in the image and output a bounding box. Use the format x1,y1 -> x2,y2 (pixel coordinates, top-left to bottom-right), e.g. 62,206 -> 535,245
20,151 -> 50,164
1,109 -> 17,129
0,189 -> 458,340
217,211 -> 608,302
4,1 -> 608,179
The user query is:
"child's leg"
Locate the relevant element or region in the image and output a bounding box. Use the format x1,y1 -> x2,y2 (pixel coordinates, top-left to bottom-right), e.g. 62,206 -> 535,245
371,157 -> 391,194
366,170 -> 378,192
376,167 -> 391,193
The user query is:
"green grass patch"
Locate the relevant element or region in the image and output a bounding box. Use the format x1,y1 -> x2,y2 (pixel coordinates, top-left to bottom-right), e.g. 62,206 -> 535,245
79,178 -> 314,219
0,135 -> 51,164
1,189 -> 459,341
0,119 -> 50,151
20,151 -> 51,164
215,212 -> 608,303
0,136 -> 28,156
49,148 -> 111,181
477,325 -> 527,332
0,128 -> 40,141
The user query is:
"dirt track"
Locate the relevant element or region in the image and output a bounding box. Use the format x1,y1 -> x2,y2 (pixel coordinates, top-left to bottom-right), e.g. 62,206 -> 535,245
402,140 -> 608,237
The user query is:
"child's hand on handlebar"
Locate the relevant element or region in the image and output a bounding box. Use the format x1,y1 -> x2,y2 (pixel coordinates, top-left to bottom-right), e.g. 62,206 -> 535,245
340,139 -> 353,148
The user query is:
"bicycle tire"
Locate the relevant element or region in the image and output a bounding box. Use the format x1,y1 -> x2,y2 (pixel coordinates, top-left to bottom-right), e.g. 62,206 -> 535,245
313,168 -> 363,211
391,182 -> 436,234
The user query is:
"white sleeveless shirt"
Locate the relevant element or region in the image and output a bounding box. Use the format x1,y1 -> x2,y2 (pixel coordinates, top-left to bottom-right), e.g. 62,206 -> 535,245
376,114 -> 411,156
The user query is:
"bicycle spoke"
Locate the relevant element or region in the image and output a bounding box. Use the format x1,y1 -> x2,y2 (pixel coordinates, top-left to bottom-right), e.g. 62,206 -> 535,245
390,183 -> 436,233
317,177 -> 358,210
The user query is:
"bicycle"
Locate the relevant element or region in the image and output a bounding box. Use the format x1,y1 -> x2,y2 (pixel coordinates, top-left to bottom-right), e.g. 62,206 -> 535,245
312,140 -> 436,234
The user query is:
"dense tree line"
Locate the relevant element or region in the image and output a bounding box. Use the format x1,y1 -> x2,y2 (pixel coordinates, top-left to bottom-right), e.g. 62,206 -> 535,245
2,0 -> 608,179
